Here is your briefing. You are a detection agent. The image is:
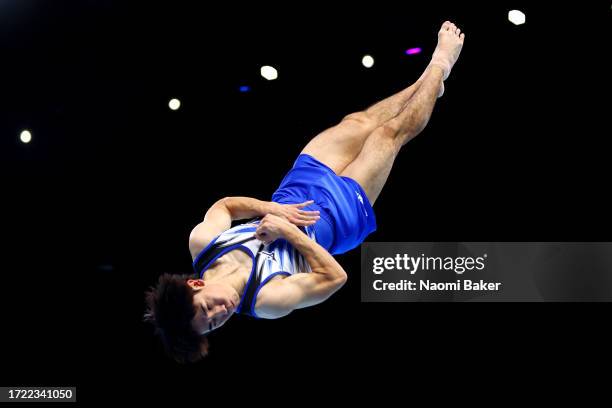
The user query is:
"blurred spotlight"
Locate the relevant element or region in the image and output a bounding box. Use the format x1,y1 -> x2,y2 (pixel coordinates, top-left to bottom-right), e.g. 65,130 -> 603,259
20,130 -> 32,144
508,10 -> 526,25
405,47 -> 422,55
168,98 -> 181,110
362,55 -> 375,68
260,66 -> 278,80
239,85 -> 251,92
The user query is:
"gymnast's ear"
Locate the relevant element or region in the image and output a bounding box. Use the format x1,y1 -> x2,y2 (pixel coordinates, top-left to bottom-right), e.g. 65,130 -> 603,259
187,279 -> 206,290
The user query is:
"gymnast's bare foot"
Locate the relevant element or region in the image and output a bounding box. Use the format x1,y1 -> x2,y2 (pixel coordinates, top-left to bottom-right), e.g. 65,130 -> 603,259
430,20 -> 465,81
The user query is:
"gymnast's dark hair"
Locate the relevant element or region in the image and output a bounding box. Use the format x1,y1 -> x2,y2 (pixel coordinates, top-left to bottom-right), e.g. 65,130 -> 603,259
144,273 -> 209,363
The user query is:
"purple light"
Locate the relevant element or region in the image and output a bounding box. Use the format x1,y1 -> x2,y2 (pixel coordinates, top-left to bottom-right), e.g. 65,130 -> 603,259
405,47 -> 422,55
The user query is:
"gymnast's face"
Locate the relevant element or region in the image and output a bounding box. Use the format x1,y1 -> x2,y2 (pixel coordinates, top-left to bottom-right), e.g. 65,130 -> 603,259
188,279 -> 239,335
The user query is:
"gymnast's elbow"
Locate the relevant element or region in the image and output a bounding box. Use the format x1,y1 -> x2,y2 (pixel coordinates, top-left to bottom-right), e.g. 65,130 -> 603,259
315,267 -> 348,287
336,270 -> 348,285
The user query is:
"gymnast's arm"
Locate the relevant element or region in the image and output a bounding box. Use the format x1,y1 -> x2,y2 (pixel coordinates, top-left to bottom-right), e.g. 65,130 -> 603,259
189,197 -> 320,257
254,215 -> 348,318
189,197 -> 273,256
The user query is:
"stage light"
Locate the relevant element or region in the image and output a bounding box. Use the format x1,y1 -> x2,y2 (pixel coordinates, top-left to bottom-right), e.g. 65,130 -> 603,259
508,10 -> 526,25
20,130 -> 32,144
169,98 -> 181,110
239,85 -> 251,92
362,55 -> 374,68
260,66 -> 278,80
405,47 -> 422,55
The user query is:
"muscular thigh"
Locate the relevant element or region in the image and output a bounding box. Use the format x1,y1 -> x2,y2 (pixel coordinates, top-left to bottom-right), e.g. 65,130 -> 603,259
301,113 -> 377,174
339,125 -> 401,205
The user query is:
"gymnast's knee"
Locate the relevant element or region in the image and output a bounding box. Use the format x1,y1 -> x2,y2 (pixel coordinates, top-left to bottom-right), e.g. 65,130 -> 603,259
341,111 -> 377,133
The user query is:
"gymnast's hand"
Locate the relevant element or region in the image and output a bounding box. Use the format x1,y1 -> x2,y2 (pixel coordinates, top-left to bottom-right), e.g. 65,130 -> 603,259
268,200 -> 320,227
256,214 -> 297,244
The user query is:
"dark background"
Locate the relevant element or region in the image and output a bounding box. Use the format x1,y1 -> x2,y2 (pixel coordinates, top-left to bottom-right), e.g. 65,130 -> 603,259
1,0 -> 610,403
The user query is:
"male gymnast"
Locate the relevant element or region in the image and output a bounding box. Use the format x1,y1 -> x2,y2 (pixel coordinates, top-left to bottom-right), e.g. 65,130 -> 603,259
145,21 -> 465,362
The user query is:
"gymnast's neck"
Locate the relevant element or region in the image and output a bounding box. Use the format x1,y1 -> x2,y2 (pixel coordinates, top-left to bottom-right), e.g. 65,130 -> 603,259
201,258 -> 250,298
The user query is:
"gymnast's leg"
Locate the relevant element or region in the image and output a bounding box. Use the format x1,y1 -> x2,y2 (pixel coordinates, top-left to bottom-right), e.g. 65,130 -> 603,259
299,33 -> 456,174
340,21 -> 465,205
